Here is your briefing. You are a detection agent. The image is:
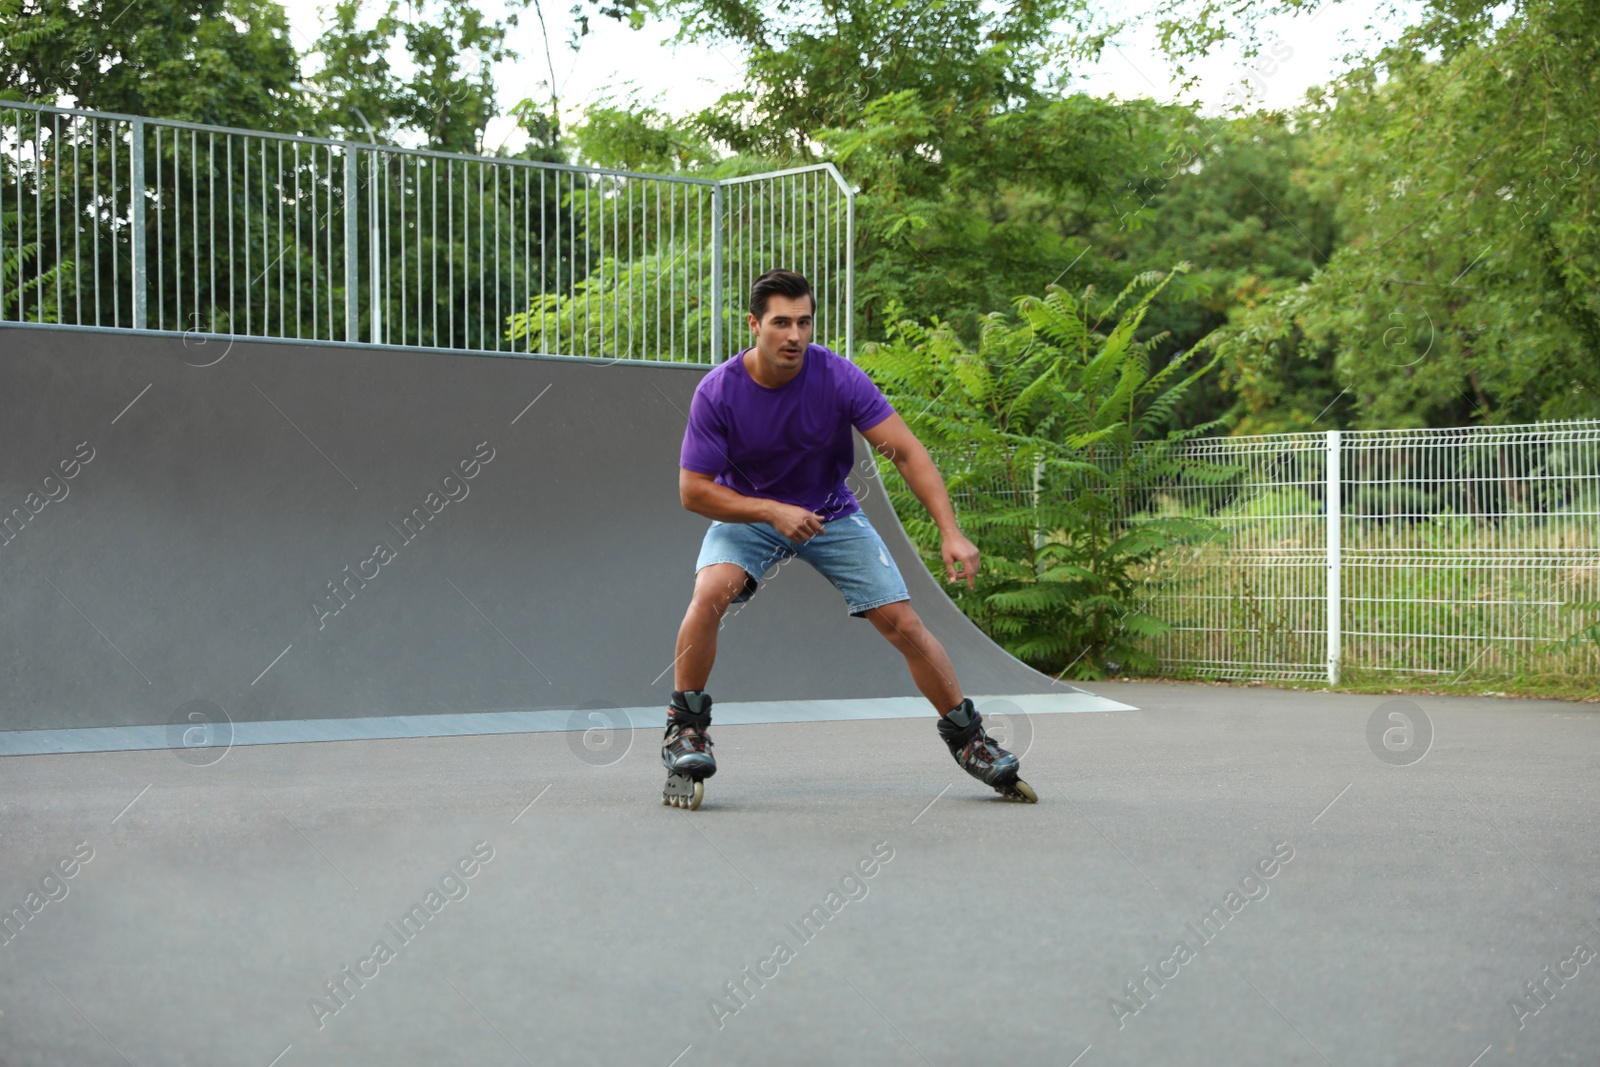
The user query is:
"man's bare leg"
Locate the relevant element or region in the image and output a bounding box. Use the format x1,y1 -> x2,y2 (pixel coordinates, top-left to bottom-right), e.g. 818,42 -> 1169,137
673,562 -> 749,693
865,600 -> 1037,801
662,563 -> 749,808
861,600 -> 963,713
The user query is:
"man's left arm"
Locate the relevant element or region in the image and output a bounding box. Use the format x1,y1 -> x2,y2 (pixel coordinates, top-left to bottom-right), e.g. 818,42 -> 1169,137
859,413 -> 981,589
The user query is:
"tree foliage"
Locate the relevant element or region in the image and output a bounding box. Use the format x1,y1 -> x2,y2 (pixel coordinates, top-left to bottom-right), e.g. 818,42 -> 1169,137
1210,0 -> 1600,428
859,268 -> 1221,678
7,0 -> 1594,438
609,0 -> 1340,434
646,0 -> 1206,370
571,96 -> 718,173
307,0 -> 517,152
1,0 -> 307,129
0,0 -> 637,152
1103,108 -> 1343,431
662,0 -> 1091,160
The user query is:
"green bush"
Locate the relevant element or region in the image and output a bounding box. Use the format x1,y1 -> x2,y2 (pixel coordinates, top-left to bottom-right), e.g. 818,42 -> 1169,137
860,267 -> 1223,679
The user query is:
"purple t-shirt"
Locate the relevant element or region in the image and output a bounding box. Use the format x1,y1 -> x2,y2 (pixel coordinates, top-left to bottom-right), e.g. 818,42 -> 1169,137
679,344 -> 895,521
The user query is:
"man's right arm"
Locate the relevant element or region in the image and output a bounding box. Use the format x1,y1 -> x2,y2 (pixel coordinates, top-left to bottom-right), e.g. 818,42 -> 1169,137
679,469 -> 825,541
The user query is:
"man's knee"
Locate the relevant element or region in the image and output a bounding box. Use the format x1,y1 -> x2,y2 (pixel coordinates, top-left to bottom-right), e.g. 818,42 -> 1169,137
690,564 -> 749,616
866,601 -> 924,644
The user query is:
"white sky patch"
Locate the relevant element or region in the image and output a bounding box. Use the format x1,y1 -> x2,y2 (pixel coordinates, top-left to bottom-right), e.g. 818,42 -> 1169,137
1069,0 -> 1428,114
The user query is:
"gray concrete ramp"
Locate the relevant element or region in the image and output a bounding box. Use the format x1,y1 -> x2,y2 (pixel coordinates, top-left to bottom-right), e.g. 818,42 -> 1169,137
0,326 -> 1120,753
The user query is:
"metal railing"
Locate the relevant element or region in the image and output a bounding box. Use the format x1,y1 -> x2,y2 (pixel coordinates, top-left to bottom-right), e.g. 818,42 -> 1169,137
1129,421 -> 1600,683
0,100 -> 854,362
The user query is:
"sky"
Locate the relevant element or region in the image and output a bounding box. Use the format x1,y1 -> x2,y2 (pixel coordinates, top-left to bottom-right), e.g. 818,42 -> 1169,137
277,0 -> 1425,152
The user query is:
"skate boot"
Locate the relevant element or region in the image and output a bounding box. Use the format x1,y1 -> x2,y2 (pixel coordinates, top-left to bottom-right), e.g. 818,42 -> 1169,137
662,690 -> 716,810
937,698 -> 1037,802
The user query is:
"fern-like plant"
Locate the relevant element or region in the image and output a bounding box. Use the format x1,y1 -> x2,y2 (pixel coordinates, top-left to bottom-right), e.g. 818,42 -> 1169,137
859,267 -> 1223,679
0,212 -> 68,323
1540,602 -> 1600,656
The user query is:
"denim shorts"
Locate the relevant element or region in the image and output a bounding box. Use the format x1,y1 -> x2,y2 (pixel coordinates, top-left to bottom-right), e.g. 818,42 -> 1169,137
694,509 -> 911,617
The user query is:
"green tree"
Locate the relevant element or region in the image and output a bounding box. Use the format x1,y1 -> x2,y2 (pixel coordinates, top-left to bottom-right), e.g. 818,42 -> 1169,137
1164,0 -> 1600,428
307,0 -> 517,152
0,208 -> 67,321
0,0 -> 308,129
571,96 -> 718,173
656,0 -> 1193,343
821,87 -> 1174,341
666,0 -> 1089,160
1097,108 -> 1343,432
0,0 -> 63,56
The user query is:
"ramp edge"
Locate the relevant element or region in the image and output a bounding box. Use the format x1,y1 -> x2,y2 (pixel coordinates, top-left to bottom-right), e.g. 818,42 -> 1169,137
0,693 -> 1136,756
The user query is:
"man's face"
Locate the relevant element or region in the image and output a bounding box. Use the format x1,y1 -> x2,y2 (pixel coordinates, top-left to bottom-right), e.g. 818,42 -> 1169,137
748,294 -> 815,371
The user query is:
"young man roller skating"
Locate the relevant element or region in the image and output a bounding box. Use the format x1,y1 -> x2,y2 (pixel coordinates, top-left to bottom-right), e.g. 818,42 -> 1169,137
662,268 -> 1036,810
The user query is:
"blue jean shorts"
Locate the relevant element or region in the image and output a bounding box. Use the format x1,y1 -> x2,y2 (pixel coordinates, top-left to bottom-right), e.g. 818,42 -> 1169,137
694,509 -> 911,617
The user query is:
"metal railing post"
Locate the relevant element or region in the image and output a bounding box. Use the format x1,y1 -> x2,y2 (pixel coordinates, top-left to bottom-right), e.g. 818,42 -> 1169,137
0,112 -> 7,319
844,181 -> 854,361
3,100 -> 829,361
1326,430 -> 1343,684
130,118 -> 147,330
710,182 -> 724,362
344,147 -> 359,342
368,148 -> 382,344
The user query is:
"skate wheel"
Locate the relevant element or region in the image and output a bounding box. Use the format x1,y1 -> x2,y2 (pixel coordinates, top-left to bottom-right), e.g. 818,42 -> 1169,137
662,773 -> 704,810
1000,777 -> 1038,803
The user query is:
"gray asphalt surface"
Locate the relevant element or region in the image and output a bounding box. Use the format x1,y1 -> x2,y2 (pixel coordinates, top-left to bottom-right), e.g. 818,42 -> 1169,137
3,680 -> 1597,1066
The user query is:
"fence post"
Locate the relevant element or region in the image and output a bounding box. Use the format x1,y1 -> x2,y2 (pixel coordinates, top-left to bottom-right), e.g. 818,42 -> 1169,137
1326,430 -> 1342,685
130,118 -> 147,330
844,181 -> 854,361
344,148 -> 359,342
710,183 -> 724,362
368,148 -> 382,345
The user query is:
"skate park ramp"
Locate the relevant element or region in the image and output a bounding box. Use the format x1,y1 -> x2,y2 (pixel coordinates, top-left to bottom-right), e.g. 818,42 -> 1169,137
0,325 -> 1129,755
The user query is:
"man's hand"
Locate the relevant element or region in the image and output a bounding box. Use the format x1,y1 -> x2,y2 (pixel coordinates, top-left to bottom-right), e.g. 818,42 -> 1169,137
768,501 -> 826,543
681,470 -> 827,539
942,531 -> 981,588
861,415 -> 974,580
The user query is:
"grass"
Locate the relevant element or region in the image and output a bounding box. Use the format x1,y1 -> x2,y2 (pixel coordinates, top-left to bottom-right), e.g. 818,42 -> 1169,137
1128,519 -> 1600,684
1129,666 -> 1600,703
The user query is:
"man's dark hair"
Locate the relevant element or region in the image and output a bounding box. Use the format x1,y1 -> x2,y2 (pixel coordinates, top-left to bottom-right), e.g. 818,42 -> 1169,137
749,269 -> 815,321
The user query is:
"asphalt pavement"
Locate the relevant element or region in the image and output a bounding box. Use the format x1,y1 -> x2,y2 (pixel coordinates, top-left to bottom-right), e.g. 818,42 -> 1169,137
3,680 -> 1597,1066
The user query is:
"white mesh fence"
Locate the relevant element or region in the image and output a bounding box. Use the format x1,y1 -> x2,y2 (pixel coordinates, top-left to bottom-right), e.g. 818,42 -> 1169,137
1128,421 -> 1600,682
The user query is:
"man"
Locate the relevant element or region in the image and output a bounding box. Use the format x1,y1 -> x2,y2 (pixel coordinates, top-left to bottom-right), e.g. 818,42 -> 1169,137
662,268 -> 1036,809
